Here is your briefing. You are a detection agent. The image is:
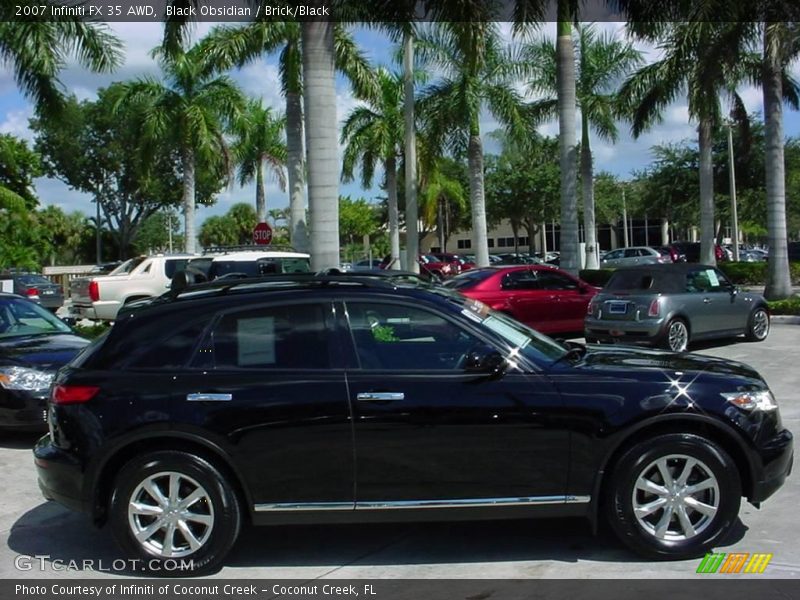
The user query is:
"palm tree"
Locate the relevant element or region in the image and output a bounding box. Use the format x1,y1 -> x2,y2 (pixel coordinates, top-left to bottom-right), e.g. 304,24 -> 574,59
232,99 -> 287,223
341,68 -> 405,269
201,23 -> 376,262
0,18 -> 121,115
523,24 -> 643,269
113,44 -> 244,254
419,160 -> 468,252
417,22 -> 535,268
620,23 -> 751,266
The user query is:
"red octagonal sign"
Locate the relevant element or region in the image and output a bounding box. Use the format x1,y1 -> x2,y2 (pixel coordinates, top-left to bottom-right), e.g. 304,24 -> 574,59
253,222 -> 273,245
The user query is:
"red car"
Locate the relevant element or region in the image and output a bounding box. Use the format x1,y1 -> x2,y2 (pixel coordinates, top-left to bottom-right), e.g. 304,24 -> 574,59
428,252 -> 476,274
444,265 -> 598,335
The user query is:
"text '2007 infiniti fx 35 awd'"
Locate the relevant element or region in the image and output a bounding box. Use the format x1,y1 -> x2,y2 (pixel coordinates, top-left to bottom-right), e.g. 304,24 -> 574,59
34,274 -> 792,574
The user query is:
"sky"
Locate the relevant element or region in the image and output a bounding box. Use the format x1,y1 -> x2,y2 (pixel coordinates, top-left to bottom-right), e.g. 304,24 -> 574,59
1,21 -> 799,230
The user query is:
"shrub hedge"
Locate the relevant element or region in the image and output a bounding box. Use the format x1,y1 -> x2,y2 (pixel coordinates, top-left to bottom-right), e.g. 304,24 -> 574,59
767,297 -> 800,315
718,261 -> 800,286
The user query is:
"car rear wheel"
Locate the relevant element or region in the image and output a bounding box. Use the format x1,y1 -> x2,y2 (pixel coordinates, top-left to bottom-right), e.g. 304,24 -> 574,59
110,451 -> 241,576
745,308 -> 770,342
605,434 -> 741,559
662,318 -> 689,352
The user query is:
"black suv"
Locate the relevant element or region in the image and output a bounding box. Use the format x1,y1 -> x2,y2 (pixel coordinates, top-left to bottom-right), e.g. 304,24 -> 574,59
35,276 -> 792,574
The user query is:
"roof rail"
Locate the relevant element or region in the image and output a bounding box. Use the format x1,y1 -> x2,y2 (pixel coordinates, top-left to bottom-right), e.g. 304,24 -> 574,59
201,244 -> 302,255
171,272 -> 405,301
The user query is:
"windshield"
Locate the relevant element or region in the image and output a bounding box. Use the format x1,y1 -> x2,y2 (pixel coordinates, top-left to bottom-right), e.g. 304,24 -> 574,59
0,297 -> 72,339
17,275 -> 53,286
432,288 -> 568,364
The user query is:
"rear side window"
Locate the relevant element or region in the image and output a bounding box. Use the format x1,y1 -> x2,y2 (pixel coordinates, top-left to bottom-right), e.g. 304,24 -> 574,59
205,304 -> 331,369
165,259 -> 191,278
606,272 -> 656,291
126,320 -> 209,369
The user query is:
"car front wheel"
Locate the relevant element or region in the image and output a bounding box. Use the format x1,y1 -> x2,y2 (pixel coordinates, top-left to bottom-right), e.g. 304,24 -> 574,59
745,307 -> 770,342
110,450 -> 241,576
605,433 -> 741,559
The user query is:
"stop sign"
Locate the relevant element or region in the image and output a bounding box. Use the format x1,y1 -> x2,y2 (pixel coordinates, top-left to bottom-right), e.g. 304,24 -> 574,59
253,222 -> 273,245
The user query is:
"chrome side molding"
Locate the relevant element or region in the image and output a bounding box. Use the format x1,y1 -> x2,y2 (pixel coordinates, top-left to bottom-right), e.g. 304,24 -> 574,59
186,393 -> 233,402
254,495 -> 590,512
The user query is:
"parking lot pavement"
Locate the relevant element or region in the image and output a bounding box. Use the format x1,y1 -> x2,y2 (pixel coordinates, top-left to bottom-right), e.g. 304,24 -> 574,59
0,325 -> 798,580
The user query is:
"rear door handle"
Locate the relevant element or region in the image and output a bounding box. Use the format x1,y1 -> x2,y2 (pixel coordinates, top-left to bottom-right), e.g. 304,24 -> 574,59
357,392 -> 405,402
186,393 -> 232,402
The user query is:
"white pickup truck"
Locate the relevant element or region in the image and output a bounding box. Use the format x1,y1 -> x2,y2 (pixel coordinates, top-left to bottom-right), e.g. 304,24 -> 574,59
69,254 -> 195,321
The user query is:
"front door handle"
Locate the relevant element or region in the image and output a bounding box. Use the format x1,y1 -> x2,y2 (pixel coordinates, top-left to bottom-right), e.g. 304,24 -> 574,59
187,393 -> 232,402
703,298 -> 712,304
357,392 -> 405,402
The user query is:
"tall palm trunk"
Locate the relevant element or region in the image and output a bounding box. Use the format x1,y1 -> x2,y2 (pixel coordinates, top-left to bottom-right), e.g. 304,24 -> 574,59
386,155 -> 401,270
556,12 -> 579,275
286,90 -> 308,252
403,31 -> 419,273
698,118 -> 716,265
580,113 -> 599,269
763,24 -> 792,299
467,123 -> 490,267
302,21 -> 339,269
181,145 -> 196,253
255,159 -> 266,223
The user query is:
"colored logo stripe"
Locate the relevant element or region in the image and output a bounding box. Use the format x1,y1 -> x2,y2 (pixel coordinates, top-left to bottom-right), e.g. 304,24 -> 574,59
697,552 -> 773,574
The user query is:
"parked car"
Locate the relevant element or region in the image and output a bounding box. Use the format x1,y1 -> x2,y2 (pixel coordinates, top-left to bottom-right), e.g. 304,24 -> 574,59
0,273 -> 64,312
204,249 -> 311,280
444,265 -> 597,335
600,247 -> 669,268
70,254 -> 197,321
585,264 -> 770,352
671,242 -> 726,263
35,274 -> 792,574
0,294 -> 88,430
495,253 -> 538,265
418,254 -> 456,278
428,252 -> 476,273
352,259 -> 384,271
654,245 -> 682,263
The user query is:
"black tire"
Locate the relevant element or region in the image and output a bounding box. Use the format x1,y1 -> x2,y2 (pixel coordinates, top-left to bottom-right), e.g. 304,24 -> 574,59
605,433 -> 741,559
745,307 -> 770,342
661,318 -> 690,352
110,450 -> 241,576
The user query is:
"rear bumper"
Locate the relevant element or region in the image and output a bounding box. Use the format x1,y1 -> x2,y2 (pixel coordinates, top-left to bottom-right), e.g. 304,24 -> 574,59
751,428 -> 793,503
585,317 -> 666,344
0,389 -> 48,430
33,435 -> 89,514
72,301 -> 119,321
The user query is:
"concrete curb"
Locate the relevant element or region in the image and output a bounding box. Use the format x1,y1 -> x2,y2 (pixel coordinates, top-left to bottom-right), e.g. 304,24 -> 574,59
771,315 -> 800,325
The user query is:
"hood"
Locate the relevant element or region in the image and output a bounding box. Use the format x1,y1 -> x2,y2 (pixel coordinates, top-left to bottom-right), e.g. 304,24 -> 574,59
576,344 -> 762,382
0,333 -> 89,370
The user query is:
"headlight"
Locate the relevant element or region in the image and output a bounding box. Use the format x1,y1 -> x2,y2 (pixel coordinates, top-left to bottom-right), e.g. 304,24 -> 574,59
0,366 -> 54,391
722,390 -> 778,412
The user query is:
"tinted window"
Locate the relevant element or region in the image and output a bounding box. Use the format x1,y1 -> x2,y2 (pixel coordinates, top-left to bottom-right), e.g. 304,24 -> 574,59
501,270 -> 539,290
165,259 -> 191,278
537,272 -> 579,291
445,269 -> 495,290
17,274 -> 53,285
686,268 -> 731,293
209,304 -> 331,369
110,257 -> 146,275
127,320 -> 209,369
347,302 -> 482,371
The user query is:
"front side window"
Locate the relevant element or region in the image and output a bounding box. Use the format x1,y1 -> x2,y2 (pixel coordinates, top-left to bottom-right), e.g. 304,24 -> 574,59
346,302 -> 483,371
208,303 -> 331,370
501,270 -> 539,290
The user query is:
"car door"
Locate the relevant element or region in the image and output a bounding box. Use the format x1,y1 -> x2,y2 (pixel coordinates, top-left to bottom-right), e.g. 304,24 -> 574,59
343,299 -> 568,505
535,271 -> 588,332
500,269 -> 559,332
180,300 -> 354,508
684,268 -> 728,335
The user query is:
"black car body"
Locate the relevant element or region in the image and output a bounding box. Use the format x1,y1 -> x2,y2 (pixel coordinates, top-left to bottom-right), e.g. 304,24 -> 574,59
0,294 -> 88,430
34,276 -> 792,574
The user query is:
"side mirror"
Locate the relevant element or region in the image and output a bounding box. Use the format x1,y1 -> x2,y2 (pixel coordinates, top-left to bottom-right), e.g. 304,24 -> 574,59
464,349 -> 508,378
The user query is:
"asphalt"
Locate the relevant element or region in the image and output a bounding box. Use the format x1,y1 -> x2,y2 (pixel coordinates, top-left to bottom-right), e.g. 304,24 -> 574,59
0,325 -> 798,580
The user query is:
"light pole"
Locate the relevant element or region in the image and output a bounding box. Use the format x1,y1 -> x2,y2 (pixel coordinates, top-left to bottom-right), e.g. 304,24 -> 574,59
622,186 -> 629,247
726,120 -> 740,261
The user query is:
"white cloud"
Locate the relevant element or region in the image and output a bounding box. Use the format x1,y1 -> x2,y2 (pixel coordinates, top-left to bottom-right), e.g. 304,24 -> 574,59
0,107 -> 34,141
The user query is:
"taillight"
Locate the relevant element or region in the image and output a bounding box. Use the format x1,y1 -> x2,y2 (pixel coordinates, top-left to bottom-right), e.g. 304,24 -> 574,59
648,298 -> 660,317
25,288 -> 39,297
587,301 -> 596,315
51,385 -> 99,405
89,281 -> 100,302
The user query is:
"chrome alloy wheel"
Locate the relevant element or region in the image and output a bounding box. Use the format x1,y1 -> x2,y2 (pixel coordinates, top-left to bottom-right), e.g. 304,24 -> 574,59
632,454 -> 720,541
667,320 -> 689,352
752,309 -> 769,340
128,471 -> 214,558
